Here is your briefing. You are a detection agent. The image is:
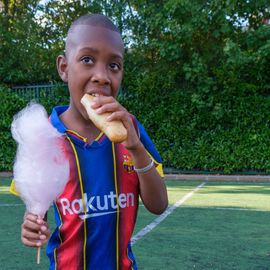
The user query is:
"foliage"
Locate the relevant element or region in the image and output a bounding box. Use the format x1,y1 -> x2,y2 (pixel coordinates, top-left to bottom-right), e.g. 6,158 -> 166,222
0,86 -> 26,170
0,84 -> 69,171
1,0 -> 270,173
0,1 -> 55,84
121,0 -> 270,173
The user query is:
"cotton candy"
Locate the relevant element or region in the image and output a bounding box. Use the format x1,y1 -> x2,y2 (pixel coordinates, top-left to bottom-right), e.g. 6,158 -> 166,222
11,102 -> 69,218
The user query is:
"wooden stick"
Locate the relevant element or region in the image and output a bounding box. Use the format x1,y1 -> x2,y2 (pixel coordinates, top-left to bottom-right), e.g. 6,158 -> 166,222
37,214 -> 43,264
37,247 -> 41,264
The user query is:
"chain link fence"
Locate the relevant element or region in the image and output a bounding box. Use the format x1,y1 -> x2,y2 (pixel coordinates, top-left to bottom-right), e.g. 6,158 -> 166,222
11,83 -> 68,101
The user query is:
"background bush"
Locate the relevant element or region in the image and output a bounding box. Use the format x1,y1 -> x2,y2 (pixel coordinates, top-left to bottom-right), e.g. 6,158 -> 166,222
0,85 -> 69,171
0,0 -> 270,173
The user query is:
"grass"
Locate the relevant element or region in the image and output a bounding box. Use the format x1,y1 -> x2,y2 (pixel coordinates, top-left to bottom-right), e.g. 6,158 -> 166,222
1,178 -> 270,269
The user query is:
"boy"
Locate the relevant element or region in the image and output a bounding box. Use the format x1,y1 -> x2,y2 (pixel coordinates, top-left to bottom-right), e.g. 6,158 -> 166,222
15,14 -> 168,270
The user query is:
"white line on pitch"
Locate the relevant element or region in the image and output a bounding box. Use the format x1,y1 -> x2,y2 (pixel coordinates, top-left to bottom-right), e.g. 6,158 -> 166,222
131,182 -> 206,246
0,204 -> 24,206
180,206 -> 270,212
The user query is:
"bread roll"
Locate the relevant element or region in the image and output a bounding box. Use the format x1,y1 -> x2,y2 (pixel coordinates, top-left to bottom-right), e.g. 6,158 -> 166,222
81,94 -> 127,143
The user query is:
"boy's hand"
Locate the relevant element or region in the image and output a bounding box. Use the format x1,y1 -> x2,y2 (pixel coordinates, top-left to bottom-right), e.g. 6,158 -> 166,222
91,95 -> 141,150
21,212 -> 50,247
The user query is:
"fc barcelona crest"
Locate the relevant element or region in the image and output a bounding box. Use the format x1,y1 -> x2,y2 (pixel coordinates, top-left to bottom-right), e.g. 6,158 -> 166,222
123,155 -> 134,173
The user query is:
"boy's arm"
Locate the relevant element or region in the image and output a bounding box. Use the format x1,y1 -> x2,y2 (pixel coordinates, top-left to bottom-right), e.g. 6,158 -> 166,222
90,95 -> 168,214
128,142 -> 168,215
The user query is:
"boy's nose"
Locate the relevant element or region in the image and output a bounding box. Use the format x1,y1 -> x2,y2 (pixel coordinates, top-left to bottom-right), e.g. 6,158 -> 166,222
91,66 -> 110,85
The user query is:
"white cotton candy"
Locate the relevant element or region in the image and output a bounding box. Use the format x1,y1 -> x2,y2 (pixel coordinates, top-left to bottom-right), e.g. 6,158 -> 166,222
12,102 -> 69,218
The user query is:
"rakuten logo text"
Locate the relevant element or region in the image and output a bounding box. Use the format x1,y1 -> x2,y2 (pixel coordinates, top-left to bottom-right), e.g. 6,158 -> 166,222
60,192 -> 135,219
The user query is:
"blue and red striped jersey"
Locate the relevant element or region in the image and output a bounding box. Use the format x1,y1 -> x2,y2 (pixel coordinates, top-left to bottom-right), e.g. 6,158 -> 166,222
46,106 -> 163,270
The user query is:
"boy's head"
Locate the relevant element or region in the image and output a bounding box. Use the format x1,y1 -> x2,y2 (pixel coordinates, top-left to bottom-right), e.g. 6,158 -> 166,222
65,14 -> 123,57
57,14 -> 124,120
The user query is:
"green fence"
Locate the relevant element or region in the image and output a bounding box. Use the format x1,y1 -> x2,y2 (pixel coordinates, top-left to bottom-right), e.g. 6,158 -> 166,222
12,83 -> 67,101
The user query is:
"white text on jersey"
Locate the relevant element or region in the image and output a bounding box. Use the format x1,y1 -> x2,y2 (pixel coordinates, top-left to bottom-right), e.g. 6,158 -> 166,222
60,192 -> 135,219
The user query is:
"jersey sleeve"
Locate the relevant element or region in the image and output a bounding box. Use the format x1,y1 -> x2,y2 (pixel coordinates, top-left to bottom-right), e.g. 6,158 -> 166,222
9,179 -> 19,196
135,118 -> 164,177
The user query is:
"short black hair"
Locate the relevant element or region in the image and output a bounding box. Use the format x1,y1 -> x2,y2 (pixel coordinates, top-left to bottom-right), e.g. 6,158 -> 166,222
64,14 -> 122,57
68,13 -> 120,34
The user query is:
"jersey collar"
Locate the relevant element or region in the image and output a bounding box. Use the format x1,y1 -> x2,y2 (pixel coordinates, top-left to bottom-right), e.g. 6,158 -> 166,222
50,105 -> 108,147
50,105 -> 68,134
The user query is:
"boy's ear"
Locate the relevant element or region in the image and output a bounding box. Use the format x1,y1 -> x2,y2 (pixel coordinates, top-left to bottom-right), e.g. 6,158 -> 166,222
56,55 -> 68,82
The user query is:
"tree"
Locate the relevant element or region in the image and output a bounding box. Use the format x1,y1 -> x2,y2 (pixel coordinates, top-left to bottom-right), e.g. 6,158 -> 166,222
1,0 -> 270,172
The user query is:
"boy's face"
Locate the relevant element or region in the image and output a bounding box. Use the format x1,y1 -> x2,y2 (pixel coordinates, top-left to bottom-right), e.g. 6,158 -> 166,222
57,25 -> 124,120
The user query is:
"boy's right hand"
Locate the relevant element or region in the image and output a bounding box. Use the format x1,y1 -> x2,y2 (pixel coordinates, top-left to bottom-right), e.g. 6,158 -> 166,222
21,212 -> 50,247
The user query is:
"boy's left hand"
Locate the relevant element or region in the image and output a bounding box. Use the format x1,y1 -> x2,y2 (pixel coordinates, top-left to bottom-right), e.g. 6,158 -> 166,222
91,95 -> 141,150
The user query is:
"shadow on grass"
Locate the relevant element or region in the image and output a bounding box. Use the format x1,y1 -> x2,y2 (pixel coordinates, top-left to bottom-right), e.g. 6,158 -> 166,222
165,180 -> 270,195
200,185 -> 270,195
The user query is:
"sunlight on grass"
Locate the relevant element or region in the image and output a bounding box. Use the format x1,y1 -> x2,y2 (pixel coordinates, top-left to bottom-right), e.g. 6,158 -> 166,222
163,181 -> 270,210
0,186 -> 10,194
184,183 -> 270,211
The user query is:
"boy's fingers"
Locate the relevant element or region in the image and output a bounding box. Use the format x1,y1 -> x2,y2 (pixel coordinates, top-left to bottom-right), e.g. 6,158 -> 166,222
96,103 -> 123,114
21,224 -> 50,247
21,238 -> 38,247
106,111 -> 124,121
42,226 -> 50,238
107,111 -> 132,124
91,96 -> 129,117
22,218 -> 50,240
24,213 -> 38,222
24,213 -> 46,225
21,236 -> 44,247
22,230 -> 43,241
92,95 -> 114,105
22,219 -> 43,232
37,217 -> 46,225
39,234 -> 48,240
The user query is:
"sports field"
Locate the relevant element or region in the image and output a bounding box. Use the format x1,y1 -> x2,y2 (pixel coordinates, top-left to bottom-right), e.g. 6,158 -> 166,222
1,178 -> 270,270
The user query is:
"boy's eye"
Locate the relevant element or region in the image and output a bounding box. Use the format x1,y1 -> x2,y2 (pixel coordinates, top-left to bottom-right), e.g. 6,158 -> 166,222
81,56 -> 94,65
109,63 -> 121,71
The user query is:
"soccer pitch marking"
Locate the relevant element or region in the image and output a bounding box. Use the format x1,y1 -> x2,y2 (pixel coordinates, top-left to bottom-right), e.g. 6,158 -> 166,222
0,203 -> 24,207
138,204 -> 269,212
131,182 -> 206,246
180,206 -> 270,212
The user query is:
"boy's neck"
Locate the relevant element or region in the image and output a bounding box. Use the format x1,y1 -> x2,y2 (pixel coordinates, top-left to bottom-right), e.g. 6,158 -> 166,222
60,106 -> 101,144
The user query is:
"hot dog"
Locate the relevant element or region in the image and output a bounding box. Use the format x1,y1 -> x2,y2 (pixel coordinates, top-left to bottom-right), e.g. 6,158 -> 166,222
81,94 -> 127,143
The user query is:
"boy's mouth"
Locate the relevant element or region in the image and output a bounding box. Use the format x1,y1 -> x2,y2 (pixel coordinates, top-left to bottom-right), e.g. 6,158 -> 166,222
85,91 -> 107,97
90,93 -> 101,97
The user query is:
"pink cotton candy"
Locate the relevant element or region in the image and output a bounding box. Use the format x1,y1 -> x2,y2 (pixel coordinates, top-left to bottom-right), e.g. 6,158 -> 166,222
11,103 -> 69,218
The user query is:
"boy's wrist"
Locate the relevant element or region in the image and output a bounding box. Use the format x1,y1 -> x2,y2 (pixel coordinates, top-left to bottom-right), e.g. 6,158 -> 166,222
126,140 -> 144,153
127,141 -> 153,171
134,159 -> 154,174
